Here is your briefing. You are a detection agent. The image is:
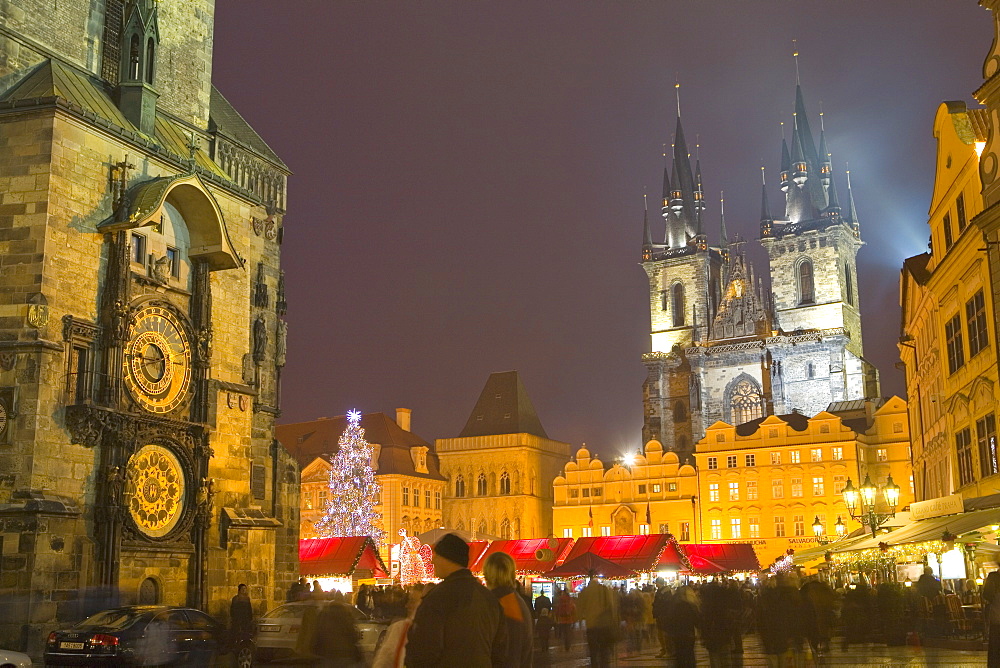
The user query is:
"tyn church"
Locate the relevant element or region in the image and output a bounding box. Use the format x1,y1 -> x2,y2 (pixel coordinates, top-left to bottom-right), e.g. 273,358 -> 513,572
641,81 -> 880,462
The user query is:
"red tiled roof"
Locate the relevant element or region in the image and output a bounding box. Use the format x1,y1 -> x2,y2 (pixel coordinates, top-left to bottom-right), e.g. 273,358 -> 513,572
471,538 -> 574,574
681,543 -> 761,573
561,535 -> 671,572
299,536 -> 388,578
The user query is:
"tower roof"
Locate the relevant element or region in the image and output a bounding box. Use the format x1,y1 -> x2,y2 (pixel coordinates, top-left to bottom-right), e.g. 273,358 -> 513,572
459,371 -> 549,439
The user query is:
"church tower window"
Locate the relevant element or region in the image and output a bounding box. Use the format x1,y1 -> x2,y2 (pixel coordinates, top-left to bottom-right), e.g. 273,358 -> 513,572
128,34 -> 141,80
477,473 -> 488,496
797,259 -> 814,305
454,475 -> 465,498
672,283 -> 685,326
145,37 -> 155,84
499,471 -> 511,495
845,263 -> 854,306
729,378 -> 764,425
499,517 -> 511,539
673,400 -> 686,423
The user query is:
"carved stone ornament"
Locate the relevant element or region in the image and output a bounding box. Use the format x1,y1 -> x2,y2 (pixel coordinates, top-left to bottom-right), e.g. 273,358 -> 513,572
0,354 -> 15,372
26,304 -> 48,329
252,216 -> 265,236
276,320 -> 287,368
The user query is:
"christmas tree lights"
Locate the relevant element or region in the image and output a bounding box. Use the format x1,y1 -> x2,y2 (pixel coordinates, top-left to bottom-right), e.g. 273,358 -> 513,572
314,410 -> 384,544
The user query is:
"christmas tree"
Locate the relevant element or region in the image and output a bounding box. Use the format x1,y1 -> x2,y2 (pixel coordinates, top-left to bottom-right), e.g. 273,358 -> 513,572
314,410 -> 384,544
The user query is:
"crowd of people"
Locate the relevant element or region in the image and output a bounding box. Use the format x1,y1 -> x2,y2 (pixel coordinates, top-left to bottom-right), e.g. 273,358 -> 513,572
257,534 -> 995,667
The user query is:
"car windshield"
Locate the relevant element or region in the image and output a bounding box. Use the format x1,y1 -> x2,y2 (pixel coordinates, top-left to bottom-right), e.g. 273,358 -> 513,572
75,609 -> 144,630
261,604 -> 310,620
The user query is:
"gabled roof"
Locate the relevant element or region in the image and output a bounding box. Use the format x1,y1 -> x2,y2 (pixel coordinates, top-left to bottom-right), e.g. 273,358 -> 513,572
209,86 -> 289,172
561,534 -> 671,573
299,536 -> 387,578
902,253 -> 932,286
277,412 -> 444,481
681,543 -> 760,574
734,412 -> 810,436
471,538 -> 574,574
459,371 -> 548,438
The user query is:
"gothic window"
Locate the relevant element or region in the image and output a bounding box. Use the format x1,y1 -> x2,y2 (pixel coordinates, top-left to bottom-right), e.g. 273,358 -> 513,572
660,290 -> 668,312
805,362 -> 814,379
129,34 -> 141,80
672,283 -> 685,327
145,37 -> 155,84
478,519 -> 488,536
845,263 -> 854,306
499,517 -> 511,539
797,259 -> 814,305
477,473 -> 488,496
728,377 -> 764,425
454,475 -> 465,498
673,400 -> 686,423
456,520 -> 465,531
499,471 -> 511,495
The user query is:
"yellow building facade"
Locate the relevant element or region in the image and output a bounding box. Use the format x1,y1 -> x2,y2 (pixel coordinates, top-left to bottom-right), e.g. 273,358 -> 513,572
901,101 -> 998,502
437,372 -> 570,539
694,398 -> 914,566
552,441 -> 698,541
278,410 -> 446,559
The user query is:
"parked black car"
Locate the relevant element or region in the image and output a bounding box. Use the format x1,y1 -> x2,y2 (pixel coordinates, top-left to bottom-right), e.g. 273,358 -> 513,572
44,605 -> 252,667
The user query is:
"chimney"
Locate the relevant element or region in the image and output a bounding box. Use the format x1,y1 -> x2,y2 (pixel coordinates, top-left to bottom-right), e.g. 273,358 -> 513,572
396,408 -> 412,432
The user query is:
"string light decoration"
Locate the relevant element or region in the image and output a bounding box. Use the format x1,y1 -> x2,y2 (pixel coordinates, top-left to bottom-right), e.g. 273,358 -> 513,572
398,529 -> 434,585
830,539 -> 949,571
314,410 -> 384,545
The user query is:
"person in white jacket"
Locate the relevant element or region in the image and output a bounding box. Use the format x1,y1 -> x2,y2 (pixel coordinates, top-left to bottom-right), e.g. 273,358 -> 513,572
372,585 -> 427,668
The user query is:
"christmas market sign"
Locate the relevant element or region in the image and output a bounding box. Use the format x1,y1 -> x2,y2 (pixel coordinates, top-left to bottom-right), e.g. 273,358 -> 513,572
910,494 -> 964,521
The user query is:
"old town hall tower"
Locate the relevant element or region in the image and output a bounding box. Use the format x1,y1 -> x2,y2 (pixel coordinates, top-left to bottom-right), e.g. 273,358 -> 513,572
0,0 -> 298,652
641,81 -> 880,462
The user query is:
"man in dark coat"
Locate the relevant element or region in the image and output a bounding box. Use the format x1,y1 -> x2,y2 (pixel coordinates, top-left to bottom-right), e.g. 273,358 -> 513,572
230,584 -> 254,642
406,533 -> 507,667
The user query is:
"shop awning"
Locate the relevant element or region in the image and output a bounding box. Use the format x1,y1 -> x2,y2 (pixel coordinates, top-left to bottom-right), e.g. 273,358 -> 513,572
834,507 -> 1000,554
543,552 -> 635,579
468,540 -> 490,569
471,538 -> 574,574
681,544 -> 761,573
299,536 -> 388,578
561,535 -> 672,573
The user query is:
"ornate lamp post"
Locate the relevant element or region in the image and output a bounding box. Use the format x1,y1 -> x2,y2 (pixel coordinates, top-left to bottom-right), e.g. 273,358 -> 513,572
842,474 -> 900,539
812,515 -> 848,545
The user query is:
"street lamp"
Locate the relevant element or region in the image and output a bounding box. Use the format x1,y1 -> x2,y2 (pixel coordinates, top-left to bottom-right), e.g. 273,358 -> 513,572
842,474 -> 900,538
812,515 -> 848,545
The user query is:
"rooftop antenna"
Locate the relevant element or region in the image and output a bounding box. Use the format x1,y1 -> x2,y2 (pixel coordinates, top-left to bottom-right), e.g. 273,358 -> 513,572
793,39 -> 800,85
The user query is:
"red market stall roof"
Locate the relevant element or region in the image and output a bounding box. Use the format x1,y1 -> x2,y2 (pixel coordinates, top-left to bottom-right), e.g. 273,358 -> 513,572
681,543 -> 761,574
468,540 -> 490,570
561,535 -> 672,573
543,551 -> 634,579
299,536 -> 388,578
471,538 -> 574,574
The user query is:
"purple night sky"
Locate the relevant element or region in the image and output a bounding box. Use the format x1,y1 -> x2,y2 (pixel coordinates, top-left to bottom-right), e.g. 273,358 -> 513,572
212,2 -> 990,458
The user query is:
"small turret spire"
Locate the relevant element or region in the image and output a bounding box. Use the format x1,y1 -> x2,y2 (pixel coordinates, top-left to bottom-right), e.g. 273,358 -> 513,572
675,79 -> 681,118
826,159 -> 842,215
760,167 -> 773,223
793,39 -> 800,85
846,164 -> 860,233
642,191 -> 653,260
720,191 -> 728,247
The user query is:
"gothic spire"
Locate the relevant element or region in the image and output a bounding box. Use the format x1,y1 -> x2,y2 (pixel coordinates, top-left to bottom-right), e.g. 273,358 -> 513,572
720,191 -> 728,247
642,192 -> 653,260
826,162 -> 842,216
846,166 -> 860,233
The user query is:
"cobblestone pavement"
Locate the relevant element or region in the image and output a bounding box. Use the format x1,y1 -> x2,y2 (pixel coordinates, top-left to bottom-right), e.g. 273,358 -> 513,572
538,634 -> 989,667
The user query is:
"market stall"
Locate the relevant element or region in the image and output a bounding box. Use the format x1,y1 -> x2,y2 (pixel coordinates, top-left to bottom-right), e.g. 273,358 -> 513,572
299,536 -> 388,593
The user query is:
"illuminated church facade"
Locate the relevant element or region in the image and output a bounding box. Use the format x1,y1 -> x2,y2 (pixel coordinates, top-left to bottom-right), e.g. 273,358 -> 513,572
640,82 -> 880,462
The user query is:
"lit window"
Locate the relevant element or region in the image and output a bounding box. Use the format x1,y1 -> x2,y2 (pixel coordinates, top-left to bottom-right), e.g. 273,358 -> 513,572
425,490 -> 431,508
659,523 -> 670,534
833,475 -> 846,495
709,483 -> 719,503
727,455 -> 737,468
435,491 -> 441,509
772,479 -> 784,499
746,481 -> 758,500
582,527 -> 592,537
639,524 -> 650,535
811,448 -> 822,462
304,493 -> 313,510
730,378 -> 764,425
745,454 -> 756,467
790,451 -> 801,464
793,515 -> 805,536
832,447 -> 843,461
708,457 -> 718,470
877,449 -> 888,462
680,522 -> 690,541
791,478 -> 803,498
601,526 -> 611,537
563,528 -> 573,538
710,519 -> 722,540
771,452 -> 781,465
730,518 -> 742,539
652,483 -> 661,493
319,489 -> 327,502
729,482 -> 739,501
977,413 -> 998,477
667,482 -> 677,492
774,516 -> 785,537
812,476 -> 825,496
749,517 -> 760,538
402,487 -> 409,505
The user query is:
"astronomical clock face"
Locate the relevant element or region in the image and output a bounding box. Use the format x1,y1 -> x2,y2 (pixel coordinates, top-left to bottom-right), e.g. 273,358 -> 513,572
123,304 -> 191,414
125,445 -> 186,538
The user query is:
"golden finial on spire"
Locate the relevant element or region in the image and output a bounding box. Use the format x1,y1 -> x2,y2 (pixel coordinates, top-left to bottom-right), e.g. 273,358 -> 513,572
675,76 -> 681,118
761,165 -> 766,186
793,39 -> 800,84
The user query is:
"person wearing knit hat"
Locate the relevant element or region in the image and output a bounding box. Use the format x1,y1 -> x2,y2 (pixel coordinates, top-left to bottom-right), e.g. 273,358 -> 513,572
406,533 -> 508,667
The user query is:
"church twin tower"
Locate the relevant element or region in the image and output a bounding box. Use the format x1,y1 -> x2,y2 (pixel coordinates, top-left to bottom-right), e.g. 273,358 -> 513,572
640,81 -> 880,461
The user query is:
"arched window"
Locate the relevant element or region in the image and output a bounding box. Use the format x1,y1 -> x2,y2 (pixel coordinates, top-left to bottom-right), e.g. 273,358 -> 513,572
729,377 -> 764,425
456,520 -> 465,532
500,518 -> 511,539
672,283 -> 686,326
477,473 -> 488,496
806,362 -> 815,379
478,519 -> 488,536
844,262 -> 854,306
128,34 -> 141,80
798,259 -> 814,304
145,38 -> 155,84
499,471 -> 511,495
673,400 -> 687,423
454,475 -> 465,498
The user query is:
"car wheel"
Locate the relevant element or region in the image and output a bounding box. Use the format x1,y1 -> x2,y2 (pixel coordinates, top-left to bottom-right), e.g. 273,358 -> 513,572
236,644 -> 254,668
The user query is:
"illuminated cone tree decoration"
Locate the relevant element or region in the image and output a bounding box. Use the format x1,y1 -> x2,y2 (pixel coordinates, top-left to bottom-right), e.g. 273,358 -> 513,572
314,410 -> 384,544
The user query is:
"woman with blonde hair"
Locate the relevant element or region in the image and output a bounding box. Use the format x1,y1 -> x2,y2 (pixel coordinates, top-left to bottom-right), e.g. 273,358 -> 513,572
483,552 -> 533,667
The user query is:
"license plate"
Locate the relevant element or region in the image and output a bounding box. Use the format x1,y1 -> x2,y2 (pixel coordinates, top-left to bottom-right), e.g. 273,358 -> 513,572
60,642 -> 85,650
258,625 -> 281,633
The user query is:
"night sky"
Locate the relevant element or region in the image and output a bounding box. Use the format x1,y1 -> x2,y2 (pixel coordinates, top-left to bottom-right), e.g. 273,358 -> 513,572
213,2 -> 990,458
